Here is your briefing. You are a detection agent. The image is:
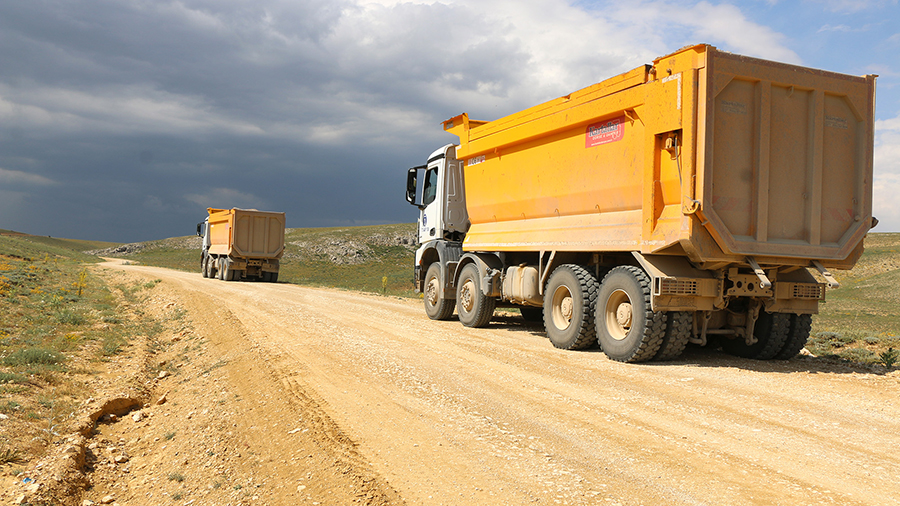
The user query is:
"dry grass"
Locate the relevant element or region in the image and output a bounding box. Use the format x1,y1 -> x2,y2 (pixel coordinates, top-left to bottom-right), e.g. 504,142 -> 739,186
0,236 -> 165,472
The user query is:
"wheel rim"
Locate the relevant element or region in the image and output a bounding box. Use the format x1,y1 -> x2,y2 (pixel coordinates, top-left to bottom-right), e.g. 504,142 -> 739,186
605,289 -> 632,341
459,279 -> 476,312
550,284 -> 574,330
426,276 -> 439,307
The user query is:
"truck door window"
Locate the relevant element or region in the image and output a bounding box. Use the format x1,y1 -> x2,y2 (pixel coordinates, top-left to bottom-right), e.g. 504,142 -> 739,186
423,167 -> 438,206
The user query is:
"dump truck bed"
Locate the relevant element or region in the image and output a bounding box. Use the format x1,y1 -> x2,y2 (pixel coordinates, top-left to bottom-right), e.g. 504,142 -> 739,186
207,208 -> 285,259
445,44 -> 875,269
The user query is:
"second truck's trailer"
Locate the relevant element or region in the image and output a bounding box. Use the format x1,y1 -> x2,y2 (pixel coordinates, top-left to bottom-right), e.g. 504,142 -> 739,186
198,208 -> 285,282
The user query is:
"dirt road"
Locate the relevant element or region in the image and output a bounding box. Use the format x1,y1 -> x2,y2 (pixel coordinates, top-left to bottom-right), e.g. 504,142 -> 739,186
97,260 -> 900,505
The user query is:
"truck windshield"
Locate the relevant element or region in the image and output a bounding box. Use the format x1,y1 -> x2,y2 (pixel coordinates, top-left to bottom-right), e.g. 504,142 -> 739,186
422,167 -> 438,206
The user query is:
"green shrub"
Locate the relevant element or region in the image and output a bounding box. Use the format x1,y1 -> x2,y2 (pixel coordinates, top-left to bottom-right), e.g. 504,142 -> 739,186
2,347 -> 65,366
0,372 -> 27,384
838,347 -> 876,364
0,447 -> 22,464
0,400 -> 22,413
879,348 -> 899,368
815,331 -> 855,346
54,309 -> 86,325
100,335 -> 127,356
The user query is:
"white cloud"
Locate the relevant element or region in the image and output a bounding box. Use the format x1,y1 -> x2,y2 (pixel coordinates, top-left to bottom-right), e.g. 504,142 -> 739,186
0,167 -> 57,186
873,111 -> 900,231
673,2 -> 801,64
818,24 -> 854,32
808,0 -> 895,13
0,0 -> 802,149
184,187 -> 267,210
0,84 -> 265,138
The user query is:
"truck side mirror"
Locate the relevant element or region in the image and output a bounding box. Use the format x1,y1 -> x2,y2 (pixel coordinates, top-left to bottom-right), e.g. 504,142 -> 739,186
406,166 -> 426,208
196,223 -> 203,237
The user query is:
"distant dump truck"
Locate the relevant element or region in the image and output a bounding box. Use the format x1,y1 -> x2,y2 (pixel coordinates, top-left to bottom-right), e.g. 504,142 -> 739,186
197,208 -> 285,282
404,44 -> 876,363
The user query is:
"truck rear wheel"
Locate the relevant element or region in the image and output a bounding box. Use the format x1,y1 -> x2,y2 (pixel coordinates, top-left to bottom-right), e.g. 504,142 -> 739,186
424,263 -> 454,320
206,256 -> 217,279
543,264 -> 598,350
722,310 -> 790,360
596,266 -> 665,362
456,264 -> 495,327
654,311 -> 691,361
773,314 -> 812,360
217,258 -> 226,280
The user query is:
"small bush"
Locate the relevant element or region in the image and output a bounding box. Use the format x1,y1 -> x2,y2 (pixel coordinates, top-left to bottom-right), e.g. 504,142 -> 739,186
0,400 -> 22,413
54,310 -> 86,325
879,348 -> 899,368
168,471 -> 184,482
100,334 -> 127,356
0,372 -> 27,384
838,347 -> 876,364
2,347 -> 65,366
815,331 -> 855,347
0,447 -> 22,464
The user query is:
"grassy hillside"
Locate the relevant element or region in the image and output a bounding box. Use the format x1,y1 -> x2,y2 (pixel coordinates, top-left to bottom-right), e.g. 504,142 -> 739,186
0,230 -> 115,263
809,233 -> 900,363
89,223 -> 419,297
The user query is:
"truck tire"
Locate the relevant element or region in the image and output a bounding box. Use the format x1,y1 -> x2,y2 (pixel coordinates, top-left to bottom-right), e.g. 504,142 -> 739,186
773,314 -> 812,360
456,263 -> 495,327
222,262 -> 235,281
520,306 -> 543,323
543,264 -> 598,350
424,263 -> 454,320
267,272 -> 278,283
722,310 -> 790,360
201,255 -> 209,278
217,258 -> 226,280
206,255 -> 217,279
654,311 -> 691,361
596,266 -> 665,362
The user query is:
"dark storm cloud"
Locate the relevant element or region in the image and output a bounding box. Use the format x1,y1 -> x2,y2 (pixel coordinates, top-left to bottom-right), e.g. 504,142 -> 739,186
1,0 -> 827,241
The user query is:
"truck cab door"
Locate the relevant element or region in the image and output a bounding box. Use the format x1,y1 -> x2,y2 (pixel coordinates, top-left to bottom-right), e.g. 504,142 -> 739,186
406,144 -> 468,244
406,164 -> 438,244
420,163 -> 441,243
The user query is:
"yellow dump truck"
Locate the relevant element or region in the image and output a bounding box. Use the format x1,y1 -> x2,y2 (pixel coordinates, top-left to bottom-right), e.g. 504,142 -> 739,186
196,208 -> 285,282
404,44 -> 876,362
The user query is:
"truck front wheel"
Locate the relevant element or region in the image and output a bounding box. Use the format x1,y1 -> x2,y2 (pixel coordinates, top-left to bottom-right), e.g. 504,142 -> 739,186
201,254 -> 209,278
543,264 -> 598,350
424,263 -> 454,320
596,266 -> 666,362
456,264 -> 495,327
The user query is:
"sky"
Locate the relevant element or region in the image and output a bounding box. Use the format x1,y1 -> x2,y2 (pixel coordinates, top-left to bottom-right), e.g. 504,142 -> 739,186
1,0 -> 898,243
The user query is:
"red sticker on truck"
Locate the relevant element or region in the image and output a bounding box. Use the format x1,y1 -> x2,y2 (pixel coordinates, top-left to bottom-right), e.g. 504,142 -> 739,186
585,117 -> 625,148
